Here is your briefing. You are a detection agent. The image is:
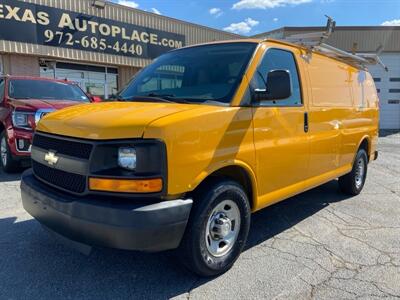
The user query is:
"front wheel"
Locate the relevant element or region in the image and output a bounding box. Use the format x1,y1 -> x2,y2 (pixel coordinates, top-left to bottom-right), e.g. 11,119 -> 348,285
178,180 -> 251,277
339,149 -> 368,195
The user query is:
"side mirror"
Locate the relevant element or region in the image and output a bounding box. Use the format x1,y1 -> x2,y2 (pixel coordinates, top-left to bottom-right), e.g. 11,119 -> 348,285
254,70 -> 292,101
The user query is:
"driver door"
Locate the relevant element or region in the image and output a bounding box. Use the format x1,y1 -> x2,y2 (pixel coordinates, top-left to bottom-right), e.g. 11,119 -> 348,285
251,46 -> 310,209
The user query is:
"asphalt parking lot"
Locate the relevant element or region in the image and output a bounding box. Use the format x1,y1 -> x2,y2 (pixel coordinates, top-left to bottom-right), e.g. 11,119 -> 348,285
0,132 -> 399,300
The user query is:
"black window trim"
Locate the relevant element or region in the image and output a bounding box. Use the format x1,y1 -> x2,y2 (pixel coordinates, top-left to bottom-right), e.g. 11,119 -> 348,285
249,46 -> 304,108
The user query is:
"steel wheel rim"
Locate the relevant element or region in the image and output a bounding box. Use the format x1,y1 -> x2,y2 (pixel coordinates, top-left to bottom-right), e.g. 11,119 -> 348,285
1,137 -> 7,167
355,157 -> 365,189
205,200 -> 241,257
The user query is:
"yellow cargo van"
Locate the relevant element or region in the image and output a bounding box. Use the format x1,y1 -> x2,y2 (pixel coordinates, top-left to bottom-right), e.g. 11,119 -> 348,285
21,38 -> 379,277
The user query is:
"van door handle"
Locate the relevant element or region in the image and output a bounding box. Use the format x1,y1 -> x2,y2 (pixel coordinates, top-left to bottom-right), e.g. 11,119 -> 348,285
304,112 -> 309,133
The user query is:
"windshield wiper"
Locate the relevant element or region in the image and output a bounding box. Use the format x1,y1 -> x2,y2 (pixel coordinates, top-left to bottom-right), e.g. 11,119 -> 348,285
109,94 -> 125,101
115,94 -> 191,104
10,97 -> 33,100
115,95 -> 174,103
147,93 -> 175,98
146,93 -> 192,104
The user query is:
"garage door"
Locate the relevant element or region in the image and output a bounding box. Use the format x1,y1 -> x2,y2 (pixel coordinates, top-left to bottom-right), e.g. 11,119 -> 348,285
368,54 -> 400,129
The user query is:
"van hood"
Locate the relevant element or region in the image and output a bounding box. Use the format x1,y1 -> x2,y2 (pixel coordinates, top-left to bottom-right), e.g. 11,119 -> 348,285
9,98 -> 84,111
36,101 -> 198,140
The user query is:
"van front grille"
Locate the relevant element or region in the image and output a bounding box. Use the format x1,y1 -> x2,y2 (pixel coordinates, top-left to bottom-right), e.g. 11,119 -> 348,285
33,134 -> 93,159
32,161 -> 86,194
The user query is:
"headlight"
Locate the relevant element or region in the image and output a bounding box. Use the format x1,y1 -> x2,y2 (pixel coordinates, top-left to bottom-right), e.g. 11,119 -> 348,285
118,147 -> 137,170
12,111 -> 33,129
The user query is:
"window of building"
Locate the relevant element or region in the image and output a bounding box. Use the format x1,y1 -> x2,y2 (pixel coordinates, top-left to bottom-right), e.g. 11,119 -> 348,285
388,100 -> 400,104
389,78 -> 400,82
373,78 -> 381,82
251,48 -> 302,106
377,89 -> 380,93
40,62 -> 118,99
389,89 -> 400,93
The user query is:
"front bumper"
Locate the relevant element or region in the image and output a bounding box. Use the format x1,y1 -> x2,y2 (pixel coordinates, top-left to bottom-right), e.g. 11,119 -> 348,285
21,169 -> 193,252
7,127 -> 32,157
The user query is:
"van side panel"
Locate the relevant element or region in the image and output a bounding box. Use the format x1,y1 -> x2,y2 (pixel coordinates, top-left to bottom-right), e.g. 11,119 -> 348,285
308,55 -> 354,108
306,52 -> 379,189
306,53 -> 354,183
366,71 -> 379,159
348,70 -> 379,161
339,69 -> 379,167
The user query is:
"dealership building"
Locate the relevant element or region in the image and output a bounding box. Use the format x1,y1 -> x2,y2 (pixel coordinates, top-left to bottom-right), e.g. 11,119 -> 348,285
0,0 -> 238,98
254,26 -> 400,129
0,1 -> 399,129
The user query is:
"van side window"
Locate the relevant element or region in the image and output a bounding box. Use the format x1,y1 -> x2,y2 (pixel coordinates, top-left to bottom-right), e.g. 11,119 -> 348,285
0,79 -> 4,102
252,48 -> 302,106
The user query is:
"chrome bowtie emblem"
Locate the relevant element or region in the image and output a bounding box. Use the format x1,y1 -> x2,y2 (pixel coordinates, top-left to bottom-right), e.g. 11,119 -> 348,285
44,151 -> 59,166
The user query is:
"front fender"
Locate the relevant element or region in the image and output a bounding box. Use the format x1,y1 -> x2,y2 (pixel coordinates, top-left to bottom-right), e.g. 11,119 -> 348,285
190,159 -> 258,209
143,105 -> 257,200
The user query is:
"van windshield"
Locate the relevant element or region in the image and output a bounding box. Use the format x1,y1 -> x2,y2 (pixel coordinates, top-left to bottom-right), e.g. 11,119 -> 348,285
119,42 -> 257,105
8,80 -> 90,102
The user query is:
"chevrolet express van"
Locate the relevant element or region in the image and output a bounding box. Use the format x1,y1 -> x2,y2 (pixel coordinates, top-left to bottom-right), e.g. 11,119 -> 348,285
21,39 -> 379,277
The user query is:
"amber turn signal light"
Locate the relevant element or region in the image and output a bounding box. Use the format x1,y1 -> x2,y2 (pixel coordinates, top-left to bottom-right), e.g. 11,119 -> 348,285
89,177 -> 163,193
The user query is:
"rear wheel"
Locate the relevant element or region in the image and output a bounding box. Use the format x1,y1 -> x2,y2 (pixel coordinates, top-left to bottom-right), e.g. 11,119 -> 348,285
178,180 -> 251,277
0,131 -> 21,173
339,148 -> 368,195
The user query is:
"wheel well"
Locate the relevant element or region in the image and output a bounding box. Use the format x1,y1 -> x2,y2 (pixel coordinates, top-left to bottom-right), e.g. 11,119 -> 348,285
359,138 -> 370,161
193,166 -> 254,209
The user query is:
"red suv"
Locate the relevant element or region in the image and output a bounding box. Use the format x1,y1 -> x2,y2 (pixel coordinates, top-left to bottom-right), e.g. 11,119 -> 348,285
0,76 -> 100,173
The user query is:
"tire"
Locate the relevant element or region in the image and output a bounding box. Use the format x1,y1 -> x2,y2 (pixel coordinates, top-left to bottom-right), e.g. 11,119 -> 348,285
339,148 -> 368,195
178,179 -> 251,277
0,131 -> 21,173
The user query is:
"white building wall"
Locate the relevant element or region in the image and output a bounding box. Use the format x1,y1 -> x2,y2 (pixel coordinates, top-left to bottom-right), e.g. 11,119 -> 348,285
368,53 -> 400,129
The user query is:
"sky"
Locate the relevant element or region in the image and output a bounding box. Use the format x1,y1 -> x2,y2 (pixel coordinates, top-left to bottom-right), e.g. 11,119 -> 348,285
110,0 -> 400,36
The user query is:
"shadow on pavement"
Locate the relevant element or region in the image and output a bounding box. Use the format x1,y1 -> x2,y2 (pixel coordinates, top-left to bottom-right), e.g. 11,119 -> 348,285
379,129 -> 400,137
246,180 -> 349,250
0,180 -> 351,299
0,170 -> 22,183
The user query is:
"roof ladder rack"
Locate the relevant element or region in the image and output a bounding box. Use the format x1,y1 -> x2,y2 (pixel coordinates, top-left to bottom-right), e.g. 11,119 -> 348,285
281,16 -> 388,71
285,15 -> 336,48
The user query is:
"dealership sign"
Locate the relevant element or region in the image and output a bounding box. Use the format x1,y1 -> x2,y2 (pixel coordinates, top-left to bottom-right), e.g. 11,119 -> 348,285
0,0 -> 185,59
